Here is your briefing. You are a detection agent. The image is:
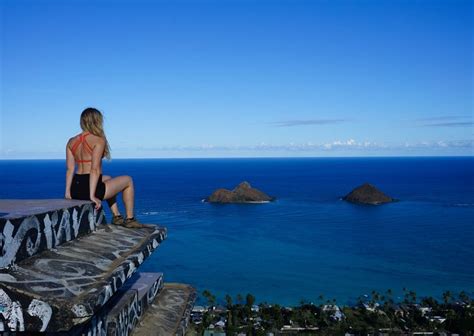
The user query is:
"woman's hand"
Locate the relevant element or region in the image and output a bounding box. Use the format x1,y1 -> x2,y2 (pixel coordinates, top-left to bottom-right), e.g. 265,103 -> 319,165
90,196 -> 102,210
65,192 -> 72,200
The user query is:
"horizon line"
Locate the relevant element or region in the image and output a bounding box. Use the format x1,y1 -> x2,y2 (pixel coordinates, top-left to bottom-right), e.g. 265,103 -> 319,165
0,154 -> 473,161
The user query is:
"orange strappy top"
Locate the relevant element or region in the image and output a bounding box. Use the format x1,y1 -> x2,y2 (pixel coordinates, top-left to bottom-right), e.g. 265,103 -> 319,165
70,132 -> 93,163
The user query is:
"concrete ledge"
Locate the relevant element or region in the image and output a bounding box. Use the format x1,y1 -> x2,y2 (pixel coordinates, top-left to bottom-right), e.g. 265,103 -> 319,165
0,199 -> 98,219
73,272 -> 164,336
0,199 -> 106,269
107,272 -> 164,336
132,283 -> 196,336
0,225 -> 167,332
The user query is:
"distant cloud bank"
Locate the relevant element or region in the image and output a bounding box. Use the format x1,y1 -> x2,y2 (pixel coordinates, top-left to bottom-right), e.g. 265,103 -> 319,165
2,139 -> 472,159
132,139 -> 474,152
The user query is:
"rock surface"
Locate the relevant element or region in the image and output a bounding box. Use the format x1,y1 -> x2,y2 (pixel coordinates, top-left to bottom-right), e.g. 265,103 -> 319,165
132,283 -> 196,336
343,183 -> 394,205
206,181 -> 275,203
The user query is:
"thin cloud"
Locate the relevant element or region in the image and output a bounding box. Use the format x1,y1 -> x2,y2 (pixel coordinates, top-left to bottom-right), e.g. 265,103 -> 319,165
422,121 -> 473,127
416,115 -> 471,122
270,119 -> 347,127
414,115 -> 473,127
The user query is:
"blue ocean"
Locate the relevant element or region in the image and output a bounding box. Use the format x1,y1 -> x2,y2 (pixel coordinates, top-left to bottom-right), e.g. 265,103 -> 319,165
1,157 -> 473,306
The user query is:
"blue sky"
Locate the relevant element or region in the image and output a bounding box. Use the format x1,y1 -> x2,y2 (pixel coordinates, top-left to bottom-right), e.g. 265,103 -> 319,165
1,0 -> 472,158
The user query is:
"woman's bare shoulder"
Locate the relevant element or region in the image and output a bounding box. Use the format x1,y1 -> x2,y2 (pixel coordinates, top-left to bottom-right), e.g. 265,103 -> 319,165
67,135 -> 78,147
88,133 -> 105,145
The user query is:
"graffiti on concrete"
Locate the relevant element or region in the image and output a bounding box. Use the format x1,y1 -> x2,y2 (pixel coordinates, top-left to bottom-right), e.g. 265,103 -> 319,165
27,299 -> 52,332
0,225 -> 166,332
78,273 -> 164,336
0,203 -> 105,269
0,289 -> 52,332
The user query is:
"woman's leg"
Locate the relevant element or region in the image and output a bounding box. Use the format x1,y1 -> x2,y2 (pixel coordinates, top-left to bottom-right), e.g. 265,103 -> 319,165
102,175 -> 120,216
103,175 -> 135,219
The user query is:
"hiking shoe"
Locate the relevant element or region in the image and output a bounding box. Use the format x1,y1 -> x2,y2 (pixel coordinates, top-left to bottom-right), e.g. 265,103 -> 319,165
111,215 -> 125,225
124,217 -> 154,229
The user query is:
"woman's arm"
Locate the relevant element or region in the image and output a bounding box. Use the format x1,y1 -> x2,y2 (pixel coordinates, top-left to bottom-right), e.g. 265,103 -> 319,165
65,141 -> 75,199
89,138 -> 105,209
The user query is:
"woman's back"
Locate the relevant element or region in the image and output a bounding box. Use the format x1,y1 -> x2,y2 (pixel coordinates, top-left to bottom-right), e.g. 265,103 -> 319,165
67,132 -> 104,174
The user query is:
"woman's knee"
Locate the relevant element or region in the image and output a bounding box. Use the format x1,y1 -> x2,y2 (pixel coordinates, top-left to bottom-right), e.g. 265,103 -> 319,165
125,175 -> 133,185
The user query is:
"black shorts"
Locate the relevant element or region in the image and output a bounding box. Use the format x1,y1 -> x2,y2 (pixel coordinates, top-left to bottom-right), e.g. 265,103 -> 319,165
71,174 -> 106,200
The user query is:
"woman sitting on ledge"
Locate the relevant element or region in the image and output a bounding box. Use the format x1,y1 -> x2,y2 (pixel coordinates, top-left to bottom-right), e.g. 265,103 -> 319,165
64,107 -> 147,228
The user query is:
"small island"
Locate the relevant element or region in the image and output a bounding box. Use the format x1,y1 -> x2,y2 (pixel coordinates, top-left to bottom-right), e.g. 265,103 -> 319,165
206,181 -> 275,203
343,183 -> 394,205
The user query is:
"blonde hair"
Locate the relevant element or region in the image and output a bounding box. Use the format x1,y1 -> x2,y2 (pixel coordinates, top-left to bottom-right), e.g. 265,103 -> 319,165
80,107 -> 111,159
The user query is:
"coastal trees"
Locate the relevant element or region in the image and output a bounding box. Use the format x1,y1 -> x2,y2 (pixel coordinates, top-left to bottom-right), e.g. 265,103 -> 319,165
259,303 -> 285,331
202,289 -> 216,308
225,294 -> 233,308
403,288 -> 417,304
246,293 -> 256,308
224,294 -> 236,334
236,293 -> 243,305
421,295 -> 438,309
371,290 -> 380,303
443,290 -> 453,304
291,303 -> 318,328
194,289 -> 473,335
243,293 -> 257,333
459,290 -> 470,304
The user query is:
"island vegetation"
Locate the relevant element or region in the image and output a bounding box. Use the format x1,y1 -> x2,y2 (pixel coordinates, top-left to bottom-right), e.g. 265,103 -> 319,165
206,181 -> 275,204
343,183 -> 395,205
188,289 -> 474,335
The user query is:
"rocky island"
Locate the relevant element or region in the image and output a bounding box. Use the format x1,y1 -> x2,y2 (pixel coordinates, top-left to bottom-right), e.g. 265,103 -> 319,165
343,183 -> 394,205
206,181 -> 275,203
